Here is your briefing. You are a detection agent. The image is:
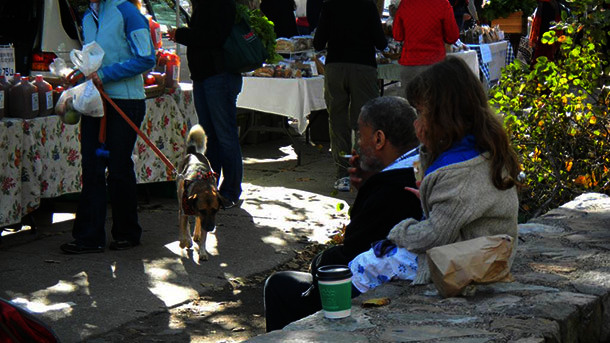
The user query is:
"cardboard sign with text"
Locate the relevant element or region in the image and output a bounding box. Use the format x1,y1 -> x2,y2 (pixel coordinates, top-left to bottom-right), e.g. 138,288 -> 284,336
0,45 -> 15,77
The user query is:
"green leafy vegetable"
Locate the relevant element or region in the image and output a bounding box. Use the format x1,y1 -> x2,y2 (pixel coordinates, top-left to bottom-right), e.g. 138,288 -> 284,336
235,4 -> 283,64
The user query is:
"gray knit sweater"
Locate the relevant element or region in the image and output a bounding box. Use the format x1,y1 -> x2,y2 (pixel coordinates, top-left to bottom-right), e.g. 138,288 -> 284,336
387,153 -> 519,284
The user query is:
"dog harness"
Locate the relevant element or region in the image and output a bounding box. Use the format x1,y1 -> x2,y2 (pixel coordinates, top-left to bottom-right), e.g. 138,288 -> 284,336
181,165 -> 219,216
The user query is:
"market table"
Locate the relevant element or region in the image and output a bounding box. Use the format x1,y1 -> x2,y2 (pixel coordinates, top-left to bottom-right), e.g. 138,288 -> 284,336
377,49 -> 480,83
0,85 -> 197,228
236,75 -> 326,135
466,40 -> 515,88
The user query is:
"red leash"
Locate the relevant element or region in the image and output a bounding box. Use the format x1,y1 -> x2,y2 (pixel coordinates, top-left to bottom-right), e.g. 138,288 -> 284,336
96,84 -> 177,174
66,70 -> 177,175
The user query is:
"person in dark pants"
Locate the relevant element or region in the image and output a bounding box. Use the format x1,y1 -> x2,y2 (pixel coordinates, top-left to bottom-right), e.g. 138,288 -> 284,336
169,0 -> 244,208
60,0 -> 156,254
313,0 -> 387,192
264,96 -> 423,332
260,0 -> 299,38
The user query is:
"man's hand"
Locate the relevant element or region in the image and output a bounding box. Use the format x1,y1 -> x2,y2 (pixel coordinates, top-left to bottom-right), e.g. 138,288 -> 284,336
347,149 -> 374,190
372,239 -> 397,257
167,28 -> 177,42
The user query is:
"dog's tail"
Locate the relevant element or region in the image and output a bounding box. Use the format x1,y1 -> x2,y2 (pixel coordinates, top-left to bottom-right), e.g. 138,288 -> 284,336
186,124 -> 207,155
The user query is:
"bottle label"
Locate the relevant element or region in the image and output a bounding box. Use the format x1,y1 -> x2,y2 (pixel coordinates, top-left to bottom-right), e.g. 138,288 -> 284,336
46,91 -> 53,110
0,90 -> 3,109
32,93 -> 39,112
173,65 -> 179,80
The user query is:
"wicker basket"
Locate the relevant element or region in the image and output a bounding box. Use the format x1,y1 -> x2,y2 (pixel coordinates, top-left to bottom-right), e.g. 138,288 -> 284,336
382,51 -> 401,60
313,55 -> 325,76
145,84 -> 165,98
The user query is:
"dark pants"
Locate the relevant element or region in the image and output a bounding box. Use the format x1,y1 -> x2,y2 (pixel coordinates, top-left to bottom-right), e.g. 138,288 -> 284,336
193,73 -> 243,203
72,99 -> 145,247
324,63 -> 379,178
264,271 -> 322,332
264,270 -> 361,332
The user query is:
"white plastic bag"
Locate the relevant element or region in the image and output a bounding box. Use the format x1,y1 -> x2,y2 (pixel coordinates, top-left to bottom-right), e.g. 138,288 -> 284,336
72,80 -> 104,117
49,58 -> 73,78
70,41 -> 105,77
55,80 -> 104,118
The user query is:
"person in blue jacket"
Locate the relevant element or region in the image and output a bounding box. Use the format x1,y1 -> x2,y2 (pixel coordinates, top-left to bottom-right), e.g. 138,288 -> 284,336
61,0 -> 156,254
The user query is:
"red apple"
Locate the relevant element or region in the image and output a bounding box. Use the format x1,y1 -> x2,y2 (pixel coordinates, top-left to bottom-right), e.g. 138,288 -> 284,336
145,74 -> 156,85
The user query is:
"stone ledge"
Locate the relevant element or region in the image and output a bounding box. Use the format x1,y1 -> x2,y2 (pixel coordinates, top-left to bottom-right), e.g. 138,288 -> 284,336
246,193 -> 610,342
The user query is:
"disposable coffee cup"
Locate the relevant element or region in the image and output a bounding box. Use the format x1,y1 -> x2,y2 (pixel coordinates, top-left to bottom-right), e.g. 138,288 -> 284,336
316,265 -> 352,319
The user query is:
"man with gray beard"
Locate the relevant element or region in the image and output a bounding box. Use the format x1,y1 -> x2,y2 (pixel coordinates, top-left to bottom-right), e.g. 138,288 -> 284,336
264,96 -> 423,331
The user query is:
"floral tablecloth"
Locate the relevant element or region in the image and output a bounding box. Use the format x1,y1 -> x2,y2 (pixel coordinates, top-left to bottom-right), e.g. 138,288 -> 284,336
0,85 -> 196,228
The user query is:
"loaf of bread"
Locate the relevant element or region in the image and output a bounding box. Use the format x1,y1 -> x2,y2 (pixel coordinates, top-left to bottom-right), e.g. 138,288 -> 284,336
275,38 -> 295,52
252,66 -> 275,77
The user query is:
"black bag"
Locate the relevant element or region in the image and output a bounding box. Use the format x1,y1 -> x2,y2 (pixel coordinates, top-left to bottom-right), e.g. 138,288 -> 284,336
223,13 -> 268,73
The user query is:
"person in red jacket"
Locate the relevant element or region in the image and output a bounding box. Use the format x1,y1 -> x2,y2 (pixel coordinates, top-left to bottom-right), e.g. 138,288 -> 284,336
392,0 -> 459,95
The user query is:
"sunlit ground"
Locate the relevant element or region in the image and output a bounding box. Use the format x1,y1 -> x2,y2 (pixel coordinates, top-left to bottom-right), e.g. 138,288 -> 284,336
243,144 -> 298,164
0,139 -> 350,341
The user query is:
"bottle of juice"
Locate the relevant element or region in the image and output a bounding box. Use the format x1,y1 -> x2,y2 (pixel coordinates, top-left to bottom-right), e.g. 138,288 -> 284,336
0,75 -> 10,119
165,51 -> 180,89
8,77 -> 39,119
148,15 -> 163,50
32,75 -> 54,116
155,49 -> 168,74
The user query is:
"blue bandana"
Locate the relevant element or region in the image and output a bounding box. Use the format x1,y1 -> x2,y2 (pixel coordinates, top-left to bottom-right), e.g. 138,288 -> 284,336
425,135 -> 481,176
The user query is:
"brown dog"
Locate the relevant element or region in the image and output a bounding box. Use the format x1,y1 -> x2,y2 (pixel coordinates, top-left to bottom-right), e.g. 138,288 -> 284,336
176,124 -> 225,261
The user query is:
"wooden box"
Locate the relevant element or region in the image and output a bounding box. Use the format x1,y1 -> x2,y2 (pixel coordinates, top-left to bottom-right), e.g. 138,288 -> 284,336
491,11 -> 525,34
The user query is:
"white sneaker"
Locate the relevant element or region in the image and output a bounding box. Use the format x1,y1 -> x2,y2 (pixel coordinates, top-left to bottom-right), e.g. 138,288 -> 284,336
334,177 -> 351,192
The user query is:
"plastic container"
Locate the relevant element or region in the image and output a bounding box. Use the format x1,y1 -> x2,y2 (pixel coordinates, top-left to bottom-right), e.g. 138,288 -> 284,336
148,16 -> 163,50
155,49 -> 168,74
53,86 -> 65,113
165,51 -> 180,89
8,77 -> 39,119
0,75 -> 10,119
32,75 -> 54,116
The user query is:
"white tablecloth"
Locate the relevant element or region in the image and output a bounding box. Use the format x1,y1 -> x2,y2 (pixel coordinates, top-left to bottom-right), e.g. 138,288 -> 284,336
236,76 -> 326,134
377,50 -> 480,82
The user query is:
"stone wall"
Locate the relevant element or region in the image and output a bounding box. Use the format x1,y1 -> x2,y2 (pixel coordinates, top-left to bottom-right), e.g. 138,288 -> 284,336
247,193 -> 610,342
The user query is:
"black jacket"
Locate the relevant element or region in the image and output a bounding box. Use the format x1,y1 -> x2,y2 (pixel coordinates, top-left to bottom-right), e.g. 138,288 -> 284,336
313,0 -> 387,67
174,0 -> 235,81
313,168 -> 422,269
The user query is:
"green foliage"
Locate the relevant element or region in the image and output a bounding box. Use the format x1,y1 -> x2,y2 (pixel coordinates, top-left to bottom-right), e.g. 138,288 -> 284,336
236,4 -> 283,64
490,0 -> 610,219
480,0 -> 537,21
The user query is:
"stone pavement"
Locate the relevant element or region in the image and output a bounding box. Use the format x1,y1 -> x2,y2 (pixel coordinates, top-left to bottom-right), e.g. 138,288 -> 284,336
246,193 -> 610,343
0,136 -> 356,343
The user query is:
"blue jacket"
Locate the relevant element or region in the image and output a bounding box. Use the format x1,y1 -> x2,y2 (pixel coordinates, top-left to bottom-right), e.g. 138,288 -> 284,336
82,0 -> 156,99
